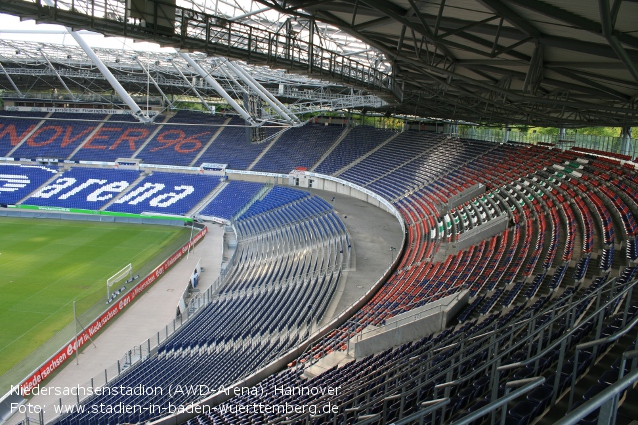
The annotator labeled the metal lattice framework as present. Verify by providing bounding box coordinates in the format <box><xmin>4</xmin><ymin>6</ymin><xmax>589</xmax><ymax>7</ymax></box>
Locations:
<box><xmin>0</xmin><ymin>0</ymin><xmax>636</xmax><ymax>126</ymax></box>
<box><xmin>266</xmin><ymin>0</ymin><xmax>638</xmax><ymax>127</ymax></box>
<box><xmin>0</xmin><ymin>38</ymin><xmax>386</xmax><ymax>124</ymax></box>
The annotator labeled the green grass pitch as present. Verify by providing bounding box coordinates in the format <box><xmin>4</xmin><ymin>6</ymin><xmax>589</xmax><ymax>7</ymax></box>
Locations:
<box><xmin>0</xmin><ymin>217</ymin><xmax>189</xmax><ymax>379</ymax></box>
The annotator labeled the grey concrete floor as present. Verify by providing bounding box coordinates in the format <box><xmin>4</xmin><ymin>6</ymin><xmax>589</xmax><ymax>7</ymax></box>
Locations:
<box><xmin>305</xmin><ymin>188</ymin><xmax>405</xmax><ymax>325</ymax></box>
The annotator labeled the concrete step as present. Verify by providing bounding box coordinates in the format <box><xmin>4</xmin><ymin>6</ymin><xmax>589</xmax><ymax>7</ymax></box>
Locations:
<box><xmin>301</xmin><ymin>350</ymin><xmax>354</xmax><ymax>380</ymax></box>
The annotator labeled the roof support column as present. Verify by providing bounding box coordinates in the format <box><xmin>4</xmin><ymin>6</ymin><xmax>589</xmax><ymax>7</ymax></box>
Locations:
<box><xmin>135</xmin><ymin>57</ymin><xmax>174</xmax><ymax>110</ymax></box>
<box><xmin>38</xmin><ymin>49</ymin><xmax>75</xmax><ymax>100</ymax></box>
<box><xmin>41</xmin><ymin>0</ymin><xmax>149</xmax><ymax>120</ymax></box>
<box><xmin>169</xmin><ymin>59</ymin><xmax>214</xmax><ymax>114</ymax></box>
<box><xmin>179</xmin><ymin>52</ymin><xmax>257</xmax><ymax>125</ymax></box>
<box><xmin>0</xmin><ymin>62</ymin><xmax>23</xmax><ymax>97</ymax></box>
<box><xmin>68</xmin><ymin>30</ymin><xmax>151</xmax><ymax>122</ymax></box>
<box><xmin>220</xmin><ymin>58</ymin><xmax>301</xmax><ymax>125</ymax></box>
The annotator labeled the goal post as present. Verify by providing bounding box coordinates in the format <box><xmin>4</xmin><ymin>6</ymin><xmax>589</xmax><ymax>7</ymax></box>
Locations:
<box><xmin>107</xmin><ymin>263</ymin><xmax>132</xmax><ymax>299</ymax></box>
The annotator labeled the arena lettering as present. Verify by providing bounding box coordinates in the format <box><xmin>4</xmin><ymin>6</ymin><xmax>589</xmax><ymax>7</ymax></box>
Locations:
<box><xmin>0</xmin><ymin>174</ymin><xmax>29</xmax><ymax>193</ymax></box>
<box><xmin>149</xmin><ymin>185</ymin><xmax>195</xmax><ymax>207</ymax></box>
<box><xmin>87</xmin><ymin>181</ymin><xmax>130</xmax><ymax>202</ymax></box>
<box><xmin>58</xmin><ymin>179</ymin><xmax>107</xmax><ymax>200</ymax></box>
<box><xmin>31</xmin><ymin>177</ymin><xmax>76</xmax><ymax>198</ymax></box>
<box><xmin>31</xmin><ymin>177</ymin><xmax>131</xmax><ymax>201</ymax></box>
<box><xmin>115</xmin><ymin>182</ymin><xmax>164</xmax><ymax>205</ymax></box>
<box><xmin>114</xmin><ymin>183</ymin><xmax>196</xmax><ymax>208</ymax></box>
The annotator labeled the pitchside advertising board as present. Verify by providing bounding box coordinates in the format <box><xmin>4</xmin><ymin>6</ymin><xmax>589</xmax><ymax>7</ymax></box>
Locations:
<box><xmin>18</xmin><ymin>226</ymin><xmax>208</xmax><ymax>395</ymax></box>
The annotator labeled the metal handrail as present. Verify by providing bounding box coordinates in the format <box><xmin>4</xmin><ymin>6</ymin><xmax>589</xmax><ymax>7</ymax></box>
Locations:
<box><xmin>566</xmin><ymin>304</ymin><xmax>638</xmax><ymax>410</ymax></box>
<box><xmin>4</xmin><ymin>0</ymin><xmax>398</xmax><ymax>96</ymax></box>
<box><xmin>305</xmin><ymin>279</ymin><xmax>614</xmax><ymax>418</ymax></box>
<box><xmin>498</xmin><ymin>277</ymin><xmax>630</xmax><ymax>372</ymax></box>
<box><xmin>449</xmin><ymin>377</ymin><xmax>545</xmax><ymax>425</ymax></box>
<box><xmin>428</xmin><ymin>278</ymin><xmax>631</xmax><ymax>411</ymax></box>
<box><xmin>576</xmin><ymin>313</ymin><xmax>638</xmax><ymax>351</ymax></box>
<box><xmin>390</xmin><ymin>398</ymin><xmax>450</xmax><ymax>425</ymax></box>
<box><xmin>554</xmin><ymin>368</ymin><xmax>638</xmax><ymax>425</ymax></box>
<box><xmin>293</xmin><ymin>298</ymin><xmax>542</xmax><ymax>422</ymax></box>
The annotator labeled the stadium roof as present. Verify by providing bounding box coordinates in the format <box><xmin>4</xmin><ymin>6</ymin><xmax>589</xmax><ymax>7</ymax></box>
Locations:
<box><xmin>270</xmin><ymin>0</ymin><xmax>638</xmax><ymax>127</ymax></box>
<box><xmin>0</xmin><ymin>0</ymin><xmax>637</xmax><ymax>127</ymax></box>
<box><xmin>0</xmin><ymin>38</ymin><xmax>385</xmax><ymax>123</ymax></box>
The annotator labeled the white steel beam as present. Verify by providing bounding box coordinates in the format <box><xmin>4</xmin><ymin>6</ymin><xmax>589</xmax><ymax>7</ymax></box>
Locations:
<box><xmin>68</xmin><ymin>31</ymin><xmax>152</xmax><ymax>122</ymax></box>
<box><xmin>37</xmin><ymin>0</ymin><xmax>150</xmax><ymax>122</ymax></box>
<box><xmin>179</xmin><ymin>51</ymin><xmax>257</xmax><ymax>125</ymax></box>
<box><xmin>39</xmin><ymin>49</ymin><xmax>75</xmax><ymax>99</ymax></box>
<box><xmin>0</xmin><ymin>62</ymin><xmax>23</xmax><ymax>97</ymax></box>
<box><xmin>135</xmin><ymin>56</ymin><xmax>174</xmax><ymax>110</ymax></box>
<box><xmin>221</xmin><ymin>58</ymin><xmax>301</xmax><ymax>125</ymax></box>
<box><xmin>170</xmin><ymin>59</ymin><xmax>214</xmax><ymax>114</ymax></box>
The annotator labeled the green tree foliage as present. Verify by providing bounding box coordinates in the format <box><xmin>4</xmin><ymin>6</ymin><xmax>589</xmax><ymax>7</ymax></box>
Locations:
<box><xmin>520</xmin><ymin>127</ymin><xmax>624</xmax><ymax>137</ymax></box>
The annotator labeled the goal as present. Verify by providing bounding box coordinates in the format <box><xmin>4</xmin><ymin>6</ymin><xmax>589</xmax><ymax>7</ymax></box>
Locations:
<box><xmin>107</xmin><ymin>263</ymin><xmax>132</xmax><ymax>299</ymax></box>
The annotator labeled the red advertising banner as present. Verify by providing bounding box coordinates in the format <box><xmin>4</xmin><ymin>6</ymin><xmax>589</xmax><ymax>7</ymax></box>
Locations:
<box><xmin>19</xmin><ymin>226</ymin><xmax>208</xmax><ymax>394</ymax></box>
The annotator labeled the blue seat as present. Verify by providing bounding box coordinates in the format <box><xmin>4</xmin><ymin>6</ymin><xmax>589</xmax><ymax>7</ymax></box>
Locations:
<box><xmin>507</xmin><ymin>400</ymin><xmax>538</xmax><ymax>425</ymax></box>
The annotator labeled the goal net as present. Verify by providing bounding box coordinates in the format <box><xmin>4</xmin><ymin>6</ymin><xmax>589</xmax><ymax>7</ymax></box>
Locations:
<box><xmin>107</xmin><ymin>263</ymin><xmax>132</xmax><ymax>298</ymax></box>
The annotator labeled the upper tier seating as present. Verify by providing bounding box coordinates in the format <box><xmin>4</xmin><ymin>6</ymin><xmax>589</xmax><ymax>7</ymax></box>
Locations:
<box><xmin>0</xmin><ymin>111</ymin><xmax>49</xmax><ymax>157</ymax></box>
<box><xmin>72</xmin><ymin>114</ymin><xmax>157</xmax><ymax>162</ymax></box>
<box><xmin>314</xmin><ymin>126</ymin><xmax>396</xmax><ymax>175</ymax></box>
<box><xmin>11</xmin><ymin>113</ymin><xmax>107</xmax><ymax>160</ymax></box>
<box><xmin>134</xmin><ymin>112</ymin><xmax>228</xmax><ymax>166</ymax></box>
<box><xmin>196</xmin><ymin>117</ymin><xmax>279</xmax><ymax>170</ymax></box>
<box><xmin>339</xmin><ymin>131</ymin><xmax>442</xmax><ymax>189</ymax></box>
<box><xmin>252</xmin><ymin>124</ymin><xmax>344</xmax><ymax>173</ymax></box>
<box><xmin>107</xmin><ymin>172</ymin><xmax>221</xmax><ymax>215</ymax></box>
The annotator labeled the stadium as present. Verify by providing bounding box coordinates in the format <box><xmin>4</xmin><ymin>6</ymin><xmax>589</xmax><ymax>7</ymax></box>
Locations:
<box><xmin>0</xmin><ymin>0</ymin><xmax>637</xmax><ymax>424</ymax></box>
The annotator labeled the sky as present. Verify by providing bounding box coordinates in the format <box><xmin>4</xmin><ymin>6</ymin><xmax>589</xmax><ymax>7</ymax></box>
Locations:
<box><xmin>0</xmin><ymin>14</ymin><xmax>172</xmax><ymax>52</ymax></box>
